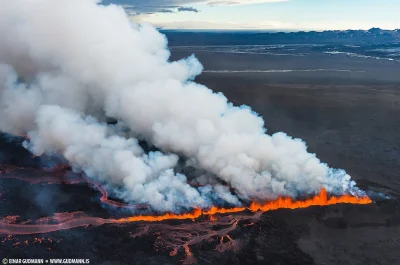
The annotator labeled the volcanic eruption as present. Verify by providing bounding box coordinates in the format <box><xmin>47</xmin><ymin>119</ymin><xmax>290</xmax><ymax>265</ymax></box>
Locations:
<box><xmin>0</xmin><ymin>0</ymin><xmax>371</xmax><ymax>234</ymax></box>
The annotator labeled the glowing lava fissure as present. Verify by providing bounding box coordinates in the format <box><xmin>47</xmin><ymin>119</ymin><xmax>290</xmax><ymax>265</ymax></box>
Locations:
<box><xmin>0</xmin><ymin>166</ymin><xmax>372</xmax><ymax>235</ymax></box>
<box><xmin>0</xmin><ymin>190</ymin><xmax>372</xmax><ymax>232</ymax></box>
<box><xmin>1</xmin><ymin>189</ymin><xmax>372</xmax><ymax>235</ymax></box>
<box><xmin>113</xmin><ymin>189</ymin><xmax>372</xmax><ymax>223</ymax></box>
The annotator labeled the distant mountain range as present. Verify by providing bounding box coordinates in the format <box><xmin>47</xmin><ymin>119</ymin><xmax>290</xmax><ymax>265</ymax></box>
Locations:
<box><xmin>161</xmin><ymin>28</ymin><xmax>400</xmax><ymax>46</ymax></box>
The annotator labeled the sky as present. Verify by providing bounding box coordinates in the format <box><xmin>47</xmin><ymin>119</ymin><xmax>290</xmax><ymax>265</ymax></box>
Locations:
<box><xmin>105</xmin><ymin>0</ymin><xmax>400</xmax><ymax>30</ymax></box>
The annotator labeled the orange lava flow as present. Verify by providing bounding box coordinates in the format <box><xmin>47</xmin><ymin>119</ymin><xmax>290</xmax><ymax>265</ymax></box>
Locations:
<box><xmin>248</xmin><ymin>188</ymin><xmax>372</xmax><ymax>212</ymax></box>
<box><xmin>113</xmin><ymin>189</ymin><xmax>372</xmax><ymax>224</ymax></box>
<box><xmin>114</xmin><ymin>208</ymin><xmax>203</xmax><ymax>223</ymax></box>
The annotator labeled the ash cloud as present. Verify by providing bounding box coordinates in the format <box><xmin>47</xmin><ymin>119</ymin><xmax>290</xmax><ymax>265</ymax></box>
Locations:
<box><xmin>0</xmin><ymin>0</ymin><xmax>364</xmax><ymax>212</ymax></box>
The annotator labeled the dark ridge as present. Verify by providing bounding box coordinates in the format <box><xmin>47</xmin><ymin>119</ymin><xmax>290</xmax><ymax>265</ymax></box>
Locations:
<box><xmin>0</xmin><ymin>133</ymin><xmax>41</xmax><ymax>168</ymax></box>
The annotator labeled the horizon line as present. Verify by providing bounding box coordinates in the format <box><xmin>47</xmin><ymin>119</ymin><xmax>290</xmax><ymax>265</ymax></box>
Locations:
<box><xmin>158</xmin><ymin>27</ymin><xmax>400</xmax><ymax>33</ymax></box>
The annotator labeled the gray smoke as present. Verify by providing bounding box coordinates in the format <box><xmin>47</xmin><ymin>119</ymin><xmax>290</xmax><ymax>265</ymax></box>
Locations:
<box><xmin>0</xmin><ymin>0</ymin><xmax>363</xmax><ymax>212</ymax></box>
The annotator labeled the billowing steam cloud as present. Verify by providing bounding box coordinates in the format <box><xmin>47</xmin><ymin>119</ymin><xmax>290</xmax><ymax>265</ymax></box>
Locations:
<box><xmin>0</xmin><ymin>0</ymin><xmax>362</xmax><ymax>212</ymax></box>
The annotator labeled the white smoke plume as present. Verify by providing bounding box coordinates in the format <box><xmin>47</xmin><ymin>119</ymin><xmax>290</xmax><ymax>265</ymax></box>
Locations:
<box><xmin>0</xmin><ymin>0</ymin><xmax>362</xmax><ymax>212</ymax></box>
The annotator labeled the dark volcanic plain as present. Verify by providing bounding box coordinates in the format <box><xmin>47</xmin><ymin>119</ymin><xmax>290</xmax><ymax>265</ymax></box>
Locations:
<box><xmin>1</xmin><ymin>38</ymin><xmax>400</xmax><ymax>265</ymax></box>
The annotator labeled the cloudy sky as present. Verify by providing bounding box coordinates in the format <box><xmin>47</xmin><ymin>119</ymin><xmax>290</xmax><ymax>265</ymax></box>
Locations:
<box><xmin>105</xmin><ymin>0</ymin><xmax>400</xmax><ymax>30</ymax></box>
